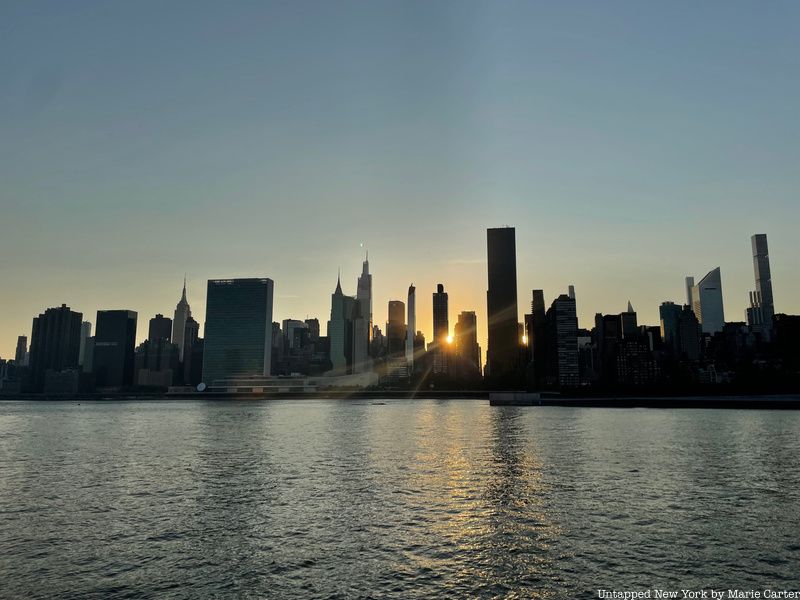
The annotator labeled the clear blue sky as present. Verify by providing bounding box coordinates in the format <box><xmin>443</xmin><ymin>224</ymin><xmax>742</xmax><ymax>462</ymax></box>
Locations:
<box><xmin>1</xmin><ymin>1</ymin><xmax>799</xmax><ymax>357</ymax></box>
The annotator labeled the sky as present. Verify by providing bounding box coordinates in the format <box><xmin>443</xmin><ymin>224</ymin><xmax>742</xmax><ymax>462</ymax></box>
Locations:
<box><xmin>1</xmin><ymin>1</ymin><xmax>799</xmax><ymax>359</ymax></box>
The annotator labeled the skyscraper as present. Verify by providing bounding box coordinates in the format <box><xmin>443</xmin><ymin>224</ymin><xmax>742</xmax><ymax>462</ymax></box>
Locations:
<box><xmin>356</xmin><ymin>253</ymin><xmax>373</xmax><ymax>349</ymax></box>
<box><xmin>454</xmin><ymin>311</ymin><xmax>481</xmax><ymax>377</ymax></box>
<box><xmin>545</xmin><ymin>294</ymin><xmax>579</xmax><ymax>387</ymax></box>
<box><xmin>202</xmin><ymin>278</ymin><xmax>274</xmax><ymax>384</ymax></box>
<box><xmin>406</xmin><ymin>284</ymin><xmax>416</xmax><ymax>368</ymax></box>
<box><xmin>690</xmin><ymin>267</ymin><xmax>725</xmax><ymax>334</ymax></box>
<box><xmin>93</xmin><ymin>310</ymin><xmax>138</xmax><ymax>388</ymax></box>
<box><xmin>748</xmin><ymin>233</ymin><xmax>775</xmax><ymax>334</ymax></box>
<box><xmin>28</xmin><ymin>304</ymin><xmax>83</xmax><ymax>392</ymax></box>
<box><xmin>677</xmin><ymin>305</ymin><xmax>701</xmax><ymax>361</ymax></box>
<box><xmin>685</xmin><ymin>276</ymin><xmax>695</xmax><ymax>306</ymax></box>
<box><xmin>328</xmin><ymin>275</ymin><xmax>359</xmax><ymax>374</ymax></box>
<box><xmin>14</xmin><ymin>335</ymin><xmax>27</xmax><ymax>365</ymax></box>
<box><xmin>659</xmin><ymin>301</ymin><xmax>683</xmax><ymax>356</ymax></box>
<box><xmin>386</xmin><ymin>300</ymin><xmax>406</xmax><ymax>355</ymax></box>
<box><xmin>432</xmin><ymin>283</ymin><xmax>449</xmax><ymax>374</ymax></box>
<box><xmin>78</xmin><ymin>321</ymin><xmax>92</xmax><ymax>368</ymax></box>
<box><xmin>182</xmin><ymin>315</ymin><xmax>200</xmax><ymax>384</ymax></box>
<box><xmin>148</xmin><ymin>314</ymin><xmax>172</xmax><ymax>343</ymax></box>
<box><xmin>172</xmin><ymin>278</ymin><xmax>191</xmax><ymax>361</ymax></box>
<box><xmin>486</xmin><ymin>227</ymin><xmax>519</xmax><ymax>377</ymax></box>
<box><xmin>526</xmin><ymin>290</ymin><xmax>547</xmax><ymax>387</ymax></box>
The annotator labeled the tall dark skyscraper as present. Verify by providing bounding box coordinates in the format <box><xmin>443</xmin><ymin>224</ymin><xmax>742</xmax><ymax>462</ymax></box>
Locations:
<box><xmin>148</xmin><ymin>314</ymin><xmax>172</xmax><ymax>344</ymax></box>
<box><xmin>28</xmin><ymin>304</ymin><xmax>83</xmax><ymax>391</ymax></box>
<box><xmin>202</xmin><ymin>278</ymin><xmax>274</xmax><ymax>384</ymax></box>
<box><xmin>748</xmin><ymin>233</ymin><xmax>775</xmax><ymax>335</ymax></box>
<box><xmin>526</xmin><ymin>290</ymin><xmax>547</xmax><ymax>387</ymax></box>
<box><xmin>545</xmin><ymin>294</ymin><xmax>579</xmax><ymax>388</ymax></box>
<box><xmin>182</xmin><ymin>316</ymin><xmax>200</xmax><ymax>384</ymax></box>
<box><xmin>454</xmin><ymin>311</ymin><xmax>481</xmax><ymax>377</ymax></box>
<box><xmin>659</xmin><ymin>301</ymin><xmax>683</xmax><ymax>356</ymax></box>
<box><xmin>386</xmin><ymin>300</ymin><xmax>406</xmax><ymax>355</ymax></box>
<box><xmin>486</xmin><ymin>227</ymin><xmax>519</xmax><ymax>377</ymax></box>
<box><xmin>432</xmin><ymin>283</ymin><xmax>449</xmax><ymax>374</ymax></box>
<box><xmin>93</xmin><ymin>310</ymin><xmax>138</xmax><ymax>388</ymax></box>
<box><xmin>432</xmin><ymin>284</ymin><xmax>449</xmax><ymax>344</ymax></box>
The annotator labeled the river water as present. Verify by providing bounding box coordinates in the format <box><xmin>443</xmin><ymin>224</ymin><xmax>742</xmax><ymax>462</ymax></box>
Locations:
<box><xmin>1</xmin><ymin>399</ymin><xmax>798</xmax><ymax>598</ymax></box>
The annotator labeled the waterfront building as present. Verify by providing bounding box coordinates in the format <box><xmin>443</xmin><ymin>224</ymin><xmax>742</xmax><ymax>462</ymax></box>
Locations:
<box><xmin>93</xmin><ymin>310</ymin><xmax>138</xmax><ymax>388</ymax></box>
<box><xmin>486</xmin><ymin>227</ymin><xmax>519</xmax><ymax>377</ymax></box>
<box><xmin>202</xmin><ymin>278</ymin><xmax>274</xmax><ymax>384</ymax></box>
<box><xmin>182</xmin><ymin>316</ymin><xmax>200</xmax><ymax>384</ymax></box>
<box><xmin>327</xmin><ymin>275</ymin><xmax>359</xmax><ymax>375</ymax></box>
<box><xmin>406</xmin><ymin>284</ymin><xmax>416</xmax><ymax>369</ymax></box>
<box><xmin>545</xmin><ymin>294</ymin><xmax>579</xmax><ymax>387</ymax></box>
<box><xmin>453</xmin><ymin>311</ymin><xmax>481</xmax><ymax>379</ymax></box>
<box><xmin>432</xmin><ymin>283</ymin><xmax>449</xmax><ymax>374</ymax></box>
<box><xmin>28</xmin><ymin>304</ymin><xmax>83</xmax><ymax>392</ymax></box>
<box><xmin>525</xmin><ymin>290</ymin><xmax>548</xmax><ymax>387</ymax></box>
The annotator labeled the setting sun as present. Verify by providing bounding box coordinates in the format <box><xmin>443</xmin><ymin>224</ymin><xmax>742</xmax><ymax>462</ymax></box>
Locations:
<box><xmin>446</xmin><ymin>335</ymin><xmax>453</xmax><ymax>344</ymax></box>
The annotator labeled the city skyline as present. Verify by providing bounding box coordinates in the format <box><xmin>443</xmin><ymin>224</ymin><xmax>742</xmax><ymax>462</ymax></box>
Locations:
<box><xmin>1</xmin><ymin>228</ymin><xmax>793</xmax><ymax>365</ymax></box>
<box><xmin>2</xmin><ymin>2</ymin><xmax>800</xmax><ymax>357</ymax></box>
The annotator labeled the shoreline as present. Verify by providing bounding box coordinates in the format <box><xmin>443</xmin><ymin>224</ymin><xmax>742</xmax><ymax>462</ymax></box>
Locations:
<box><xmin>2</xmin><ymin>391</ymin><xmax>800</xmax><ymax>408</ymax></box>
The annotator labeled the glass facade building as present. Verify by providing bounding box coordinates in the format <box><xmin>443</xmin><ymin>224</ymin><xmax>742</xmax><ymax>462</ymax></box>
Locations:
<box><xmin>202</xmin><ymin>278</ymin><xmax>274</xmax><ymax>385</ymax></box>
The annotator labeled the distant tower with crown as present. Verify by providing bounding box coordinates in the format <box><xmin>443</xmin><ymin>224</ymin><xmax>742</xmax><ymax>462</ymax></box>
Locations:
<box><xmin>172</xmin><ymin>277</ymin><xmax>192</xmax><ymax>361</ymax></box>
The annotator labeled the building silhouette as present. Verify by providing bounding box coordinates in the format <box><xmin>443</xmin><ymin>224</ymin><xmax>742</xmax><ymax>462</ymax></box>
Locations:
<box><xmin>94</xmin><ymin>310</ymin><xmax>138</xmax><ymax>388</ymax></box>
<box><xmin>356</xmin><ymin>253</ymin><xmax>373</xmax><ymax>353</ymax></box>
<box><xmin>327</xmin><ymin>275</ymin><xmax>360</xmax><ymax>375</ymax></box>
<box><xmin>350</xmin><ymin>255</ymin><xmax>373</xmax><ymax>374</ymax></box>
<box><xmin>15</xmin><ymin>335</ymin><xmax>27</xmax><ymax>366</ymax></box>
<box><xmin>432</xmin><ymin>283</ymin><xmax>449</xmax><ymax>374</ymax></box>
<box><xmin>386</xmin><ymin>300</ymin><xmax>406</xmax><ymax>355</ymax></box>
<box><xmin>28</xmin><ymin>304</ymin><xmax>83</xmax><ymax>392</ymax></box>
<box><xmin>677</xmin><ymin>305</ymin><xmax>702</xmax><ymax>361</ymax></box>
<box><xmin>202</xmin><ymin>278</ymin><xmax>274</xmax><ymax>384</ymax></box>
<box><xmin>747</xmin><ymin>234</ymin><xmax>775</xmax><ymax>337</ymax></box>
<box><xmin>545</xmin><ymin>294</ymin><xmax>579</xmax><ymax>387</ymax></box>
<box><xmin>148</xmin><ymin>314</ymin><xmax>172</xmax><ymax>344</ymax></box>
<box><xmin>525</xmin><ymin>290</ymin><xmax>548</xmax><ymax>388</ymax></box>
<box><xmin>406</xmin><ymin>284</ymin><xmax>416</xmax><ymax>369</ymax></box>
<box><xmin>690</xmin><ymin>267</ymin><xmax>725</xmax><ymax>334</ymax></box>
<box><xmin>621</xmin><ymin>301</ymin><xmax>638</xmax><ymax>339</ymax></box>
<box><xmin>78</xmin><ymin>321</ymin><xmax>92</xmax><ymax>369</ymax></box>
<box><xmin>181</xmin><ymin>315</ymin><xmax>201</xmax><ymax>384</ymax></box>
<box><xmin>486</xmin><ymin>227</ymin><xmax>519</xmax><ymax>377</ymax></box>
<box><xmin>172</xmin><ymin>278</ymin><xmax>191</xmax><ymax>361</ymax></box>
<box><xmin>453</xmin><ymin>311</ymin><xmax>481</xmax><ymax>379</ymax></box>
<box><xmin>659</xmin><ymin>301</ymin><xmax>683</xmax><ymax>356</ymax></box>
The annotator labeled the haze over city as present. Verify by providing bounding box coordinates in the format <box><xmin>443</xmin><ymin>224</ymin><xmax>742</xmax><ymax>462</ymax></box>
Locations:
<box><xmin>2</xmin><ymin>1</ymin><xmax>799</xmax><ymax>358</ymax></box>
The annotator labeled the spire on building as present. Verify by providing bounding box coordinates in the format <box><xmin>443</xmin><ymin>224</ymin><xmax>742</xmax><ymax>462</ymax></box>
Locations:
<box><xmin>627</xmin><ymin>300</ymin><xmax>635</xmax><ymax>313</ymax></box>
<box><xmin>335</xmin><ymin>271</ymin><xmax>343</xmax><ymax>295</ymax></box>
